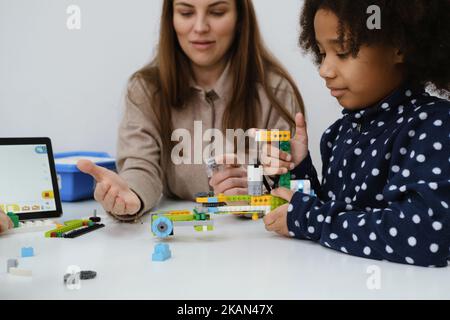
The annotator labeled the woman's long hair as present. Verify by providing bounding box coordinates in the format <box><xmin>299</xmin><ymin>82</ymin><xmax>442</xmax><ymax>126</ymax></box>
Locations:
<box><xmin>129</xmin><ymin>0</ymin><xmax>305</xmax><ymax>155</ymax></box>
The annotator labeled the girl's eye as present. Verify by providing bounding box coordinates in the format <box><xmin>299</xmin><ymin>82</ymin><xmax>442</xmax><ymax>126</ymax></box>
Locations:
<box><xmin>337</xmin><ymin>52</ymin><xmax>350</xmax><ymax>59</ymax></box>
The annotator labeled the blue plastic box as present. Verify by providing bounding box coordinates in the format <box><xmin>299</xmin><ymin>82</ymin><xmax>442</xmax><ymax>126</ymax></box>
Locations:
<box><xmin>54</xmin><ymin>152</ymin><xmax>116</xmax><ymax>202</ymax></box>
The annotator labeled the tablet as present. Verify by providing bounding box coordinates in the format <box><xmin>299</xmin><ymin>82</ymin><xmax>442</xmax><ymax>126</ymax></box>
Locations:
<box><xmin>0</xmin><ymin>138</ymin><xmax>63</xmax><ymax>220</ymax></box>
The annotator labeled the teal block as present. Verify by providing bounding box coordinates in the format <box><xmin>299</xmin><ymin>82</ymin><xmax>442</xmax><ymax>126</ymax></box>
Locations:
<box><xmin>152</xmin><ymin>243</ymin><xmax>171</xmax><ymax>262</ymax></box>
<box><xmin>21</xmin><ymin>247</ymin><xmax>34</xmax><ymax>258</ymax></box>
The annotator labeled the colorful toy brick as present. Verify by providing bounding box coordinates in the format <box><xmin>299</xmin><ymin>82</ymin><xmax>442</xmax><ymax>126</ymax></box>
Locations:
<box><xmin>7</xmin><ymin>212</ymin><xmax>19</xmax><ymax>228</ymax></box>
<box><xmin>150</xmin><ymin>211</ymin><xmax>214</xmax><ymax>238</ymax></box>
<box><xmin>152</xmin><ymin>243</ymin><xmax>172</xmax><ymax>262</ymax></box>
<box><xmin>45</xmin><ymin>219</ymin><xmax>89</xmax><ymax>238</ymax></box>
<box><xmin>7</xmin><ymin>259</ymin><xmax>18</xmax><ymax>272</ymax></box>
<box><xmin>21</xmin><ymin>247</ymin><xmax>34</xmax><ymax>258</ymax></box>
<box><xmin>3</xmin><ymin>219</ymin><xmax>57</xmax><ymax>235</ymax></box>
<box><xmin>255</xmin><ymin>130</ymin><xmax>291</xmax><ymax>142</ymax></box>
<box><xmin>9</xmin><ymin>267</ymin><xmax>32</xmax><ymax>277</ymax></box>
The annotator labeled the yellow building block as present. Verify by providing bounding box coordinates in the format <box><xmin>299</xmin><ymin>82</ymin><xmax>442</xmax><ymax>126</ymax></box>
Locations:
<box><xmin>250</xmin><ymin>195</ymin><xmax>272</xmax><ymax>206</ymax></box>
<box><xmin>255</xmin><ymin>130</ymin><xmax>291</xmax><ymax>142</ymax></box>
<box><xmin>167</xmin><ymin>210</ymin><xmax>192</xmax><ymax>216</ymax></box>
<box><xmin>196</xmin><ymin>195</ymin><xmax>228</xmax><ymax>203</ymax></box>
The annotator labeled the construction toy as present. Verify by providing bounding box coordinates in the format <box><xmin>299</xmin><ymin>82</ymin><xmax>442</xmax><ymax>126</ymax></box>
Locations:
<box><xmin>62</xmin><ymin>223</ymin><xmax>105</xmax><ymax>238</ymax></box>
<box><xmin>151</xmin><ymin>210</ymin><xmax>214</xmax><ymax>238</ymax></box>
<box><xmin>7</xmin><ymin>212</ymin><xmax>19</xmax><ymax>228</ymax></box>
<box><xmin>64</xmin><ymin>270</ymin><xmax>97</xmax><ymax>283</ymax></box>
<box><xmin>44</xmin><ymin>218</ymin><xmax>102</xmax><ymax>238</ymax></box>
<box><xmin>2</xmin><ymin>219</ymin><xmax>57</xmax><ymax>235</ymax></box>
<box><xmin>206</xmin><ymin>157</ymin><xmax>220</xmax><ymax>178</ymax></box>
<box><xmin>45</xmin><ymin>219</ymin><xmax>87</xmax><ymax>237</ymax></box>
<box><xmin>9</xmin><ymin>267</ymin><xmax>32</xmax><ymax>277</ymax></box>
<box><xmin>89</xmin><ymin>209</ymin><xmax>101</xmax><ymax>223</ymax></box>
<box><xmin>152</xmin><ymin>243</ymin><xmax>172</xmax><ymax>261</ymax></box>
<box><xmin>255</xmin><ymin>130</ymin><xmax>292</xmax><ymax>189</ymax></box>
<box><xmin>21</xmin><ymin>247</ymin><xmax>34</xmax><ymax>258</ymax></box>
<box><xmin>7</xmin><ymin>259</ymin><xmax>18</xmax><ymax>273</ymax></box>
<box><xmin>79</xmin><ymin>270</ymin><xmax>97</xmax><ymax>280</ymax></box>
<box><xmin>150</xmin><ymin>130</ymin><xmax>316</xmax><ymax>238</ymax></box>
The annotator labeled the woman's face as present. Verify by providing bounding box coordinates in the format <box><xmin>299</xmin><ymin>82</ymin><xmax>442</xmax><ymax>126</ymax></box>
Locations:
<box><xmin>314</xmin><ymin>9</ymin><xmax>404</xmax><ymax>110</ymax></box>
<box><xmin>173</xmin><ymin>0</ymin><xmax>238</xmax><ymax>70</ymax></box>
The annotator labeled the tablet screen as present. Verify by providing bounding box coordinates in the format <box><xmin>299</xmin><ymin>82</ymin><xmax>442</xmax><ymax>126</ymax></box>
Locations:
<box><xmin>0</xmin><ymin>138</ymin><xmax>62</xmax><ymax>219</ymax></box>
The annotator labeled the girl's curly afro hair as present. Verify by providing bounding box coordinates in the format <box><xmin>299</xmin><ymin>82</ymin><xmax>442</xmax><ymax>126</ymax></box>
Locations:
<box><xmin>299</xmin><ymin>0</ymin><xmax>450</xmax><ymax>95</ymax></box>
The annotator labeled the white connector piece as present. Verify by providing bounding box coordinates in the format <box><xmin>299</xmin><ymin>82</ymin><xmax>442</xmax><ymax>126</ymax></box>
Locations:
<box><xmin>3</xmin><ymin>219</ymin><xmax>57</xmax><ymax>235</ymax></box>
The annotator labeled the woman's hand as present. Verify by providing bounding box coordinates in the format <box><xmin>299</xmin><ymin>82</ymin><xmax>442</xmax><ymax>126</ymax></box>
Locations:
<box><xmin>77</xmin><ymin>160</ymin><xmax>141</xmax><ymax>216</ymax></box>
<box><xmin>209</xmin><ymin>154</ymin><xmax>248</xmax><ymax>195</ymax></box>
<box><xmin>0</xmin><ymin>209</ymin><xmax>13</xmax><ymax>234</ymax></box>
<box><xmin>263</xmin><ymin>188</ymin><xmax>295</xmax><ymax>237</ymax></box>
<box><xmin>260</xmin><ymin>113</ymin><xmax>309</xmax><ymax>176</ymax></box>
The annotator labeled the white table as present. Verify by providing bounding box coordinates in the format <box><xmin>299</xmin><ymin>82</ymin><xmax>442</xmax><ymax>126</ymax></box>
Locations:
<box><xmin>0</xmin><ymin>198</ymin><xmax>449</xmax><ymax>300</ymax></box>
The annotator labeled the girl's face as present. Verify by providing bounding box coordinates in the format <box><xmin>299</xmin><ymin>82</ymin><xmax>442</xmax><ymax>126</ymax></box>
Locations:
<box><xmin>173</xmin><ymin>0</ymin><xmax>238</xmax><ymax>70</ymax></box>
<box><xmin>314</xmin><ymin>9</ymin><xmax>405</xmax><ymax>110</ymax></box>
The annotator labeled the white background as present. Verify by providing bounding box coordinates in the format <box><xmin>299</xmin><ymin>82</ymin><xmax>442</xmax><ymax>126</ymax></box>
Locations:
<box><xmin>0</xmin><ymin>0</ymin><xmax>343</xmax><ymax>173</ymax></box>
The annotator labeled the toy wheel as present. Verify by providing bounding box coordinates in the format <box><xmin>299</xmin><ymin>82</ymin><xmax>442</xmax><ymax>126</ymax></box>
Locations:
<box><xmin>152</xmin><ymin>217</ymin><xmax>173</xmax><ymax>238</ymax></box>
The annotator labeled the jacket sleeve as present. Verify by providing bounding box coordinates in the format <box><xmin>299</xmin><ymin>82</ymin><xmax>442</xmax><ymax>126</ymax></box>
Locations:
<box><xmin>113</xmin><ymin>78</ymin><xmax>164</xmax><ymax>221</ymax></box>
<box><xmin>286</xmin><ymin>106</ymin><xmax>450</xmax><ymax>267</ymax></box>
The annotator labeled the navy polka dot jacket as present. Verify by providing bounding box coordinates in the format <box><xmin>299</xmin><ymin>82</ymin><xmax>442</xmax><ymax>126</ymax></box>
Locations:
<box><xmin>288</xmin><ymin>84</ymin><xmax>450</xmax><ymax>267</ymax></box>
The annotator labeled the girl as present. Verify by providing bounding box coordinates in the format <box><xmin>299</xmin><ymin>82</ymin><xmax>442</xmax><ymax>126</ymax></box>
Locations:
<box><xmin>77</xmin><ymin>0</ymin><xmax>304</xmax><ymax>221</ymax></box>
<box><xmin>263</xmin><ymin>0</ymin><xmax>450</xmax><ymax>267</ymax></box>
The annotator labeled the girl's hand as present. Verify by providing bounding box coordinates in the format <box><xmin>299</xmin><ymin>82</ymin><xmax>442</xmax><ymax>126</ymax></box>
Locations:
<box><xmin>260</xmin><ymin>113</ymin><xmax>309</xmax><ymax>176</ymax></box>
<box><xmin>77</xmin><ymin>160</ymin><xmax>142</xmax><ymax>216</ymax></box>
<box><xmin>263</xmin><ymin>188</ymin><xmax>295</xmax><ymax>237</ymax></box>
<box><xmin>0</xmin><ymin>210</ymin><xmax>13</xmax><ymax>234</ymax></box>
<box><xmin>209</xmin><ymin>154</ymin><xmax>248</xmax><ymax>195</ymax></box>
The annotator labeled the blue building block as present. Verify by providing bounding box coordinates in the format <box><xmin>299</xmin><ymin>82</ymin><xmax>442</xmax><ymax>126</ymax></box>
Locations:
<box><xmin>21</xmin><ymin>247</ymin><xmax>34</xmax><ymax>258</ymax></box>
<box><xmin>152</xmin><ymin>243</ymin><xmax>171</xmax><ymax>262</ymax></box>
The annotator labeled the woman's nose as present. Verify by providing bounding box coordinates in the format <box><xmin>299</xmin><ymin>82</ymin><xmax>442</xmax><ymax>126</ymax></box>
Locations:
<box><xmin>193</xmin><ymin>14</ymin><xmax>210</xmax><ymax>34</ymax></box>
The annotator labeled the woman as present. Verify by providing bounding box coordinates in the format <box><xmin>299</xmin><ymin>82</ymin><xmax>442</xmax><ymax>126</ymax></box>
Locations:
<box><xmin>78</xmin><ymin>0</ymin><xmax>305</xmax><ymax>221</ymax></box>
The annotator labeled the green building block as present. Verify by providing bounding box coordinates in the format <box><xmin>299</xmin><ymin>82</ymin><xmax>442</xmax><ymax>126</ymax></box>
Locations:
<box><xmin>280</xmin><ymin>141</ymin><xmax>291</xmax><ymax>153</ymax></box>
<box><xmin>271</xmin><ymin>196</ymin><xmax>288</xmax><ymax>210</ymax></box>
<box><xmin>278</xmin><ymin>140</ymin><xmax>291</xmax><ymax>189</ymax></box>
<box><xmin>226</xmin><ymin>195</ymin><xmax>252</xmax><ymax>202</ymax></box>
<box><xmin>7</xmin><ymin>212</ymin><xmax>20</xmax><ymax>228</ymax></box>
<box><xmin>166</xmin><ymin>214</ymin><xmax>194</xmax><ymax>222</ymax></box>
<box><xmin>279</xmin><ymin>174</ymin><xmax>291</xmax><ymax>189</ymax></box>
<box><xmin>45</xmin><ymin>220</ymin><xmax>84</xmax><ymax>238</ymax></box>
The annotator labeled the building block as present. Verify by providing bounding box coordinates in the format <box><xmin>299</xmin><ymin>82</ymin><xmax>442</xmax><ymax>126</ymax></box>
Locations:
<box><xmin>255</xmin><ymin>130</ymin><xmax>291</xmax><ymax>142</ymax></box>
<box><xmin>45</xmin><ymin>219</ymin><xmax>87</xmax><ymax>238</ymax></box>
<box><xmin>21</xmin><ymin>247</ymin><xmax>34</xmax><ymax>258</ymax></box>
<box><xmin>280</xmin><ymin>141</ymin><xmax>291</xmax><ymax>153</ymax></box>
<box><xmin>64</xmin><ymin>270</ymin><xmax>97</xmax><ymax>283</ymax></box>
<box><xmin>3</xmin><ymin>219</ymin><xmax>57</xmax><ymax>235</ymax></box>
<box><xmin>250</xmin><ymin>195</ymin><xmax>272</xmax><ymax>206</ymax></box>
<box><xmin>271</xmin><ymin>196</ymin><xmax>288</xmax><ymax>210</ymax></box>
<box><xmin>7</xmin><ymin>259</ymin><xmax>18</xmax><ymax>273</ymax></box>
<box><xmin>291</xmin><ymin>180</ymin><xmax>314</xmax><ymax>195</ymax></box>
<box><xmin>152</xmin><ymin>243</ymin><xmax>172</xmax><ymax>262</ymax></box>
<box><xmin>152</xmin><ymin>216</ymin><xmax>174</xmax><ymax>238</ymax></box>
<box><xmin>223</xmin><ymin>195</ymin><xmax>252</xmax><ymax>202</ymax></box>
<box><xmin>7</xmin><ymin>212</ymin><xmax>19</xmax><ymax>228</ymax></box>
<box><xmin>9</xmin><ymin>267</ymin><xmax>32</xmax><ymax>277</ymax></box>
